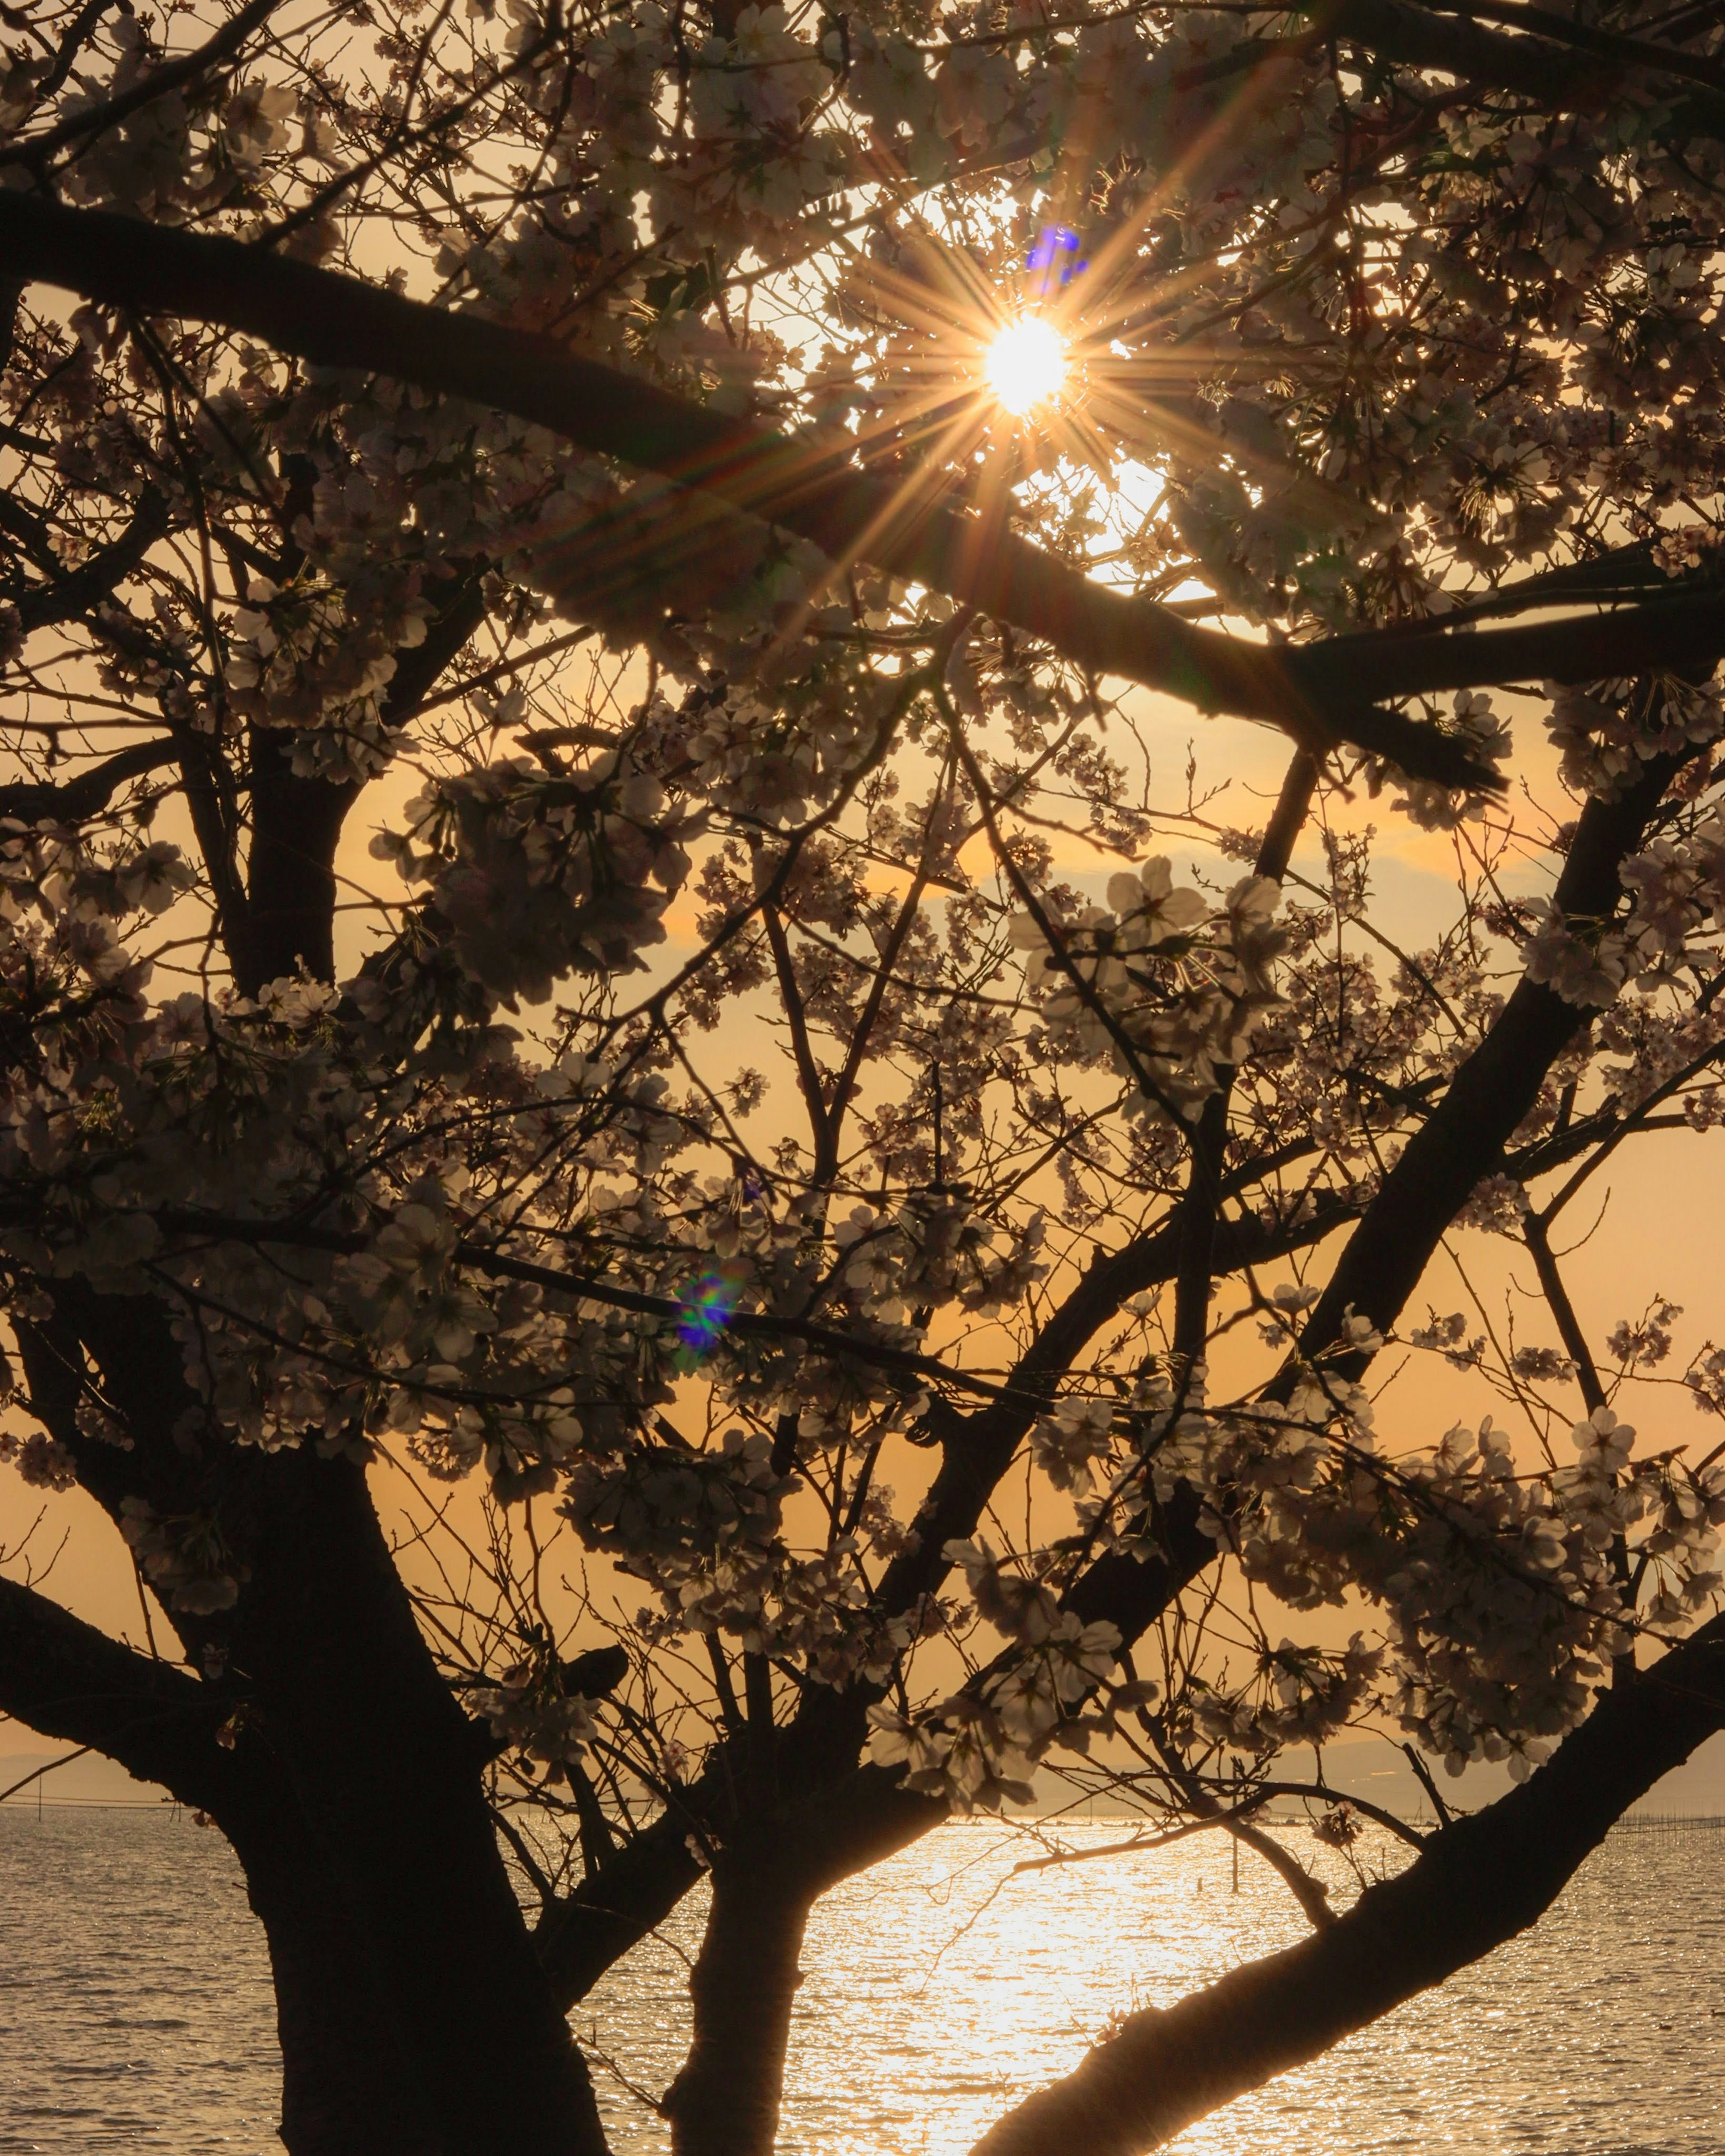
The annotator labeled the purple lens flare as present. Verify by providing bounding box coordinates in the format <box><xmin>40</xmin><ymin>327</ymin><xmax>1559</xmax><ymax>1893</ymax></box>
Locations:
<box><xmin>1026</xmin><ymin>225</ymin><xmax>1088</xmax><ymax>292</ymax></box>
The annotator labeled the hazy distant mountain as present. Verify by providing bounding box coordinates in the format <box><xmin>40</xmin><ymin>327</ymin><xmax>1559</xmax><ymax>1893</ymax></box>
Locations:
<box><xmin>1026</xmin><ymin>1729</ymin><xmax>1725</xmax><ymax>1820</ymax></box>
<box><xmin>8</xmin><ymin>1728</ymin><xmax>1724</xmax><ymax>1818</ymax></box>
<box><xmin>1318</xmin><ymin>1729</ymin><xmax>1725</xmax><ymax>1817</ymax></box>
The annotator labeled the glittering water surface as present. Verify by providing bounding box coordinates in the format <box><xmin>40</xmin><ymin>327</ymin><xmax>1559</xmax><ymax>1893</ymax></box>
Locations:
<box><xmin>0</xmin><ymin>1808</ymin><xmax>278</xmax><ymax>2152</ymax></box>
<box><xmin>3</xmin><ymin>1808</ymin><xmax>1723</xmax><ymax>2154</ymax></box>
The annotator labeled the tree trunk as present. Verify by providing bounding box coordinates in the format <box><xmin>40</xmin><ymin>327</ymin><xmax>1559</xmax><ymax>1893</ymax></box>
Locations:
<box><xmin>7</xmin><ymin>1295</ymin><xmax>610</xmax><ymax>2156</ymax></box>
<box><xmin>226</xmin><ymin>1449</ymin><xmax>610</xmax><ymax>2156</ymax></box>
<box><xmin>662</xmin><ymin>1862</ymin><xmax>812</xmax><ymax>2156</ymax></box>
<box><xmin>228</xmin><ymin>1811</ymin><xmax>446</xmax><ymax>2156</ymax></box>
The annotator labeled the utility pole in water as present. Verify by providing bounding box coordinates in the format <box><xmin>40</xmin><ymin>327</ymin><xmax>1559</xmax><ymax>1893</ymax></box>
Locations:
<box><xmin>1231</xmin><ymin>1760</ymin><xmax>1240</xmax><ymax>1895</ymax></box>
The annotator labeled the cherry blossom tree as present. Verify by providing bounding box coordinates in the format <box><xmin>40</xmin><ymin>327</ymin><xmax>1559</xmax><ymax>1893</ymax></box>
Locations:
<box><xmin>5</xmin><ymin>3</ymin><xmax>1725</xmax><ymax>2152</ymax></box>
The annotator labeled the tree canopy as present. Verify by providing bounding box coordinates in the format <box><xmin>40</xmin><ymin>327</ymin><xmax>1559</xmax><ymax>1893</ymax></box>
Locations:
<box><xmin>4</xmin><ymin>1</ymin><xmax>1725</xmax><ymax>2151</ymax></box>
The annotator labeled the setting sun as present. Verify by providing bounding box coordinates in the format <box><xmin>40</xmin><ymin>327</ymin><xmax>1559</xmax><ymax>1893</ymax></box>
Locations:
<box><xmin>985</xmin><ymin>316</ymin><xmax>1067</xmax><ymax>415</ymax></box>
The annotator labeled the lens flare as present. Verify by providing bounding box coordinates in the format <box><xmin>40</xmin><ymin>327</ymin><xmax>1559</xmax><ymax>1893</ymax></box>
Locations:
<box><xmin>674</xmin><ymin>1264</ymin><xmax>748</xmax><ymax>1360</ymax></box>
<box><xmin>985</xmin><ymin>318</ymin><xmax>1067</xmax><ymax>416</ymax></box>
<box><xmin>1026</xmin><ymin>225</ymin><xmax>1089</xmax><ymax>295</ymax></box>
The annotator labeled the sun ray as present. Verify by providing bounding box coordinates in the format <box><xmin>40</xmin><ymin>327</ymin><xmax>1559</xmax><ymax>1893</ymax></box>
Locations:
<box><xmin>757</xmin><ymin>397</ymin><xmax>1002</xmax><ymax>664</ymax></box>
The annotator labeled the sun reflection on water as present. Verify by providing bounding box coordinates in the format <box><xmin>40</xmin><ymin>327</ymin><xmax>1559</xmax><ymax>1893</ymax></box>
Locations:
<box><xmin>581</xmin><ymin>1817</ymin><xmax>1725</xmax><ymax>2156</ymax></box>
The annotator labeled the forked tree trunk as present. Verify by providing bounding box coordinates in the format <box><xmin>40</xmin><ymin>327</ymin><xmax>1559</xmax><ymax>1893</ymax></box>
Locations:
<box><xmin>226</xmin><ymin>1450</ymin><xmax>610</xmax><ymax>2156</ymax></box>
<box><xmin>6</xmin><ymin>1294</ymin><xmax>611</xmax><ymax>2156</ymax></box>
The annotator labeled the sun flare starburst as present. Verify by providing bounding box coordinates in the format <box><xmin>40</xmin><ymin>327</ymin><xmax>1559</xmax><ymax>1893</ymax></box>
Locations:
<box><xmin>985</xmin><ymin>317</ymin><xmax>1067</xmax><ymax>416</ymax></box>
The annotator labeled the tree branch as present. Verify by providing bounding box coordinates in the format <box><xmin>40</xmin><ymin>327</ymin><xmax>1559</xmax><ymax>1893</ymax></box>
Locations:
<box><xmin>660</xmin><ymin>1864</ymin><xmax>809</xmax><ymax>2156</ymax></box>
<box><xmin>1296</xmin><ymin>584</ymin><xmax>1725</xmax><ymax>704</ymax></box>
<box><xmin>1148</xmin><ymin>1736</ymin><xmax>1335</xmax><ymax>1928</ymax></box>
<box><xmin>1305</xmin><ymin>0</ymin><xmax>1725</xmax><ymax>133</ymax></box>
<box><xmin>0</xmin><ymin>736</ymin><xmax>178</xmax><ymax>824</ymax></box>
<box><xmin>761</xmin><ymin>902</ymin><xmax>836</xmax><ymax>1182</ymax></box>
<box><xmin>1420</xmin><ymin>0</ymin><xmax>1725</xmax><ymax>92</ymax></box>
<box><xmin>1172</xmin><ymin>750</ymin><xmax>1319</xmax><ymax>1370</ymax></box>
<box><xmin>969</xmin><ymin>1610</ymin><xmax>1725</xmax><ymax>2156</ymax></box>
<box><xmin>1522</xmin><ymin>1212</ymin><xmax>1607</xmax><ymax>1414</ymax></box>
<box><xmin>0</xmin><ymin>1572</ymin><xmax>239</xmax><ymax>1810</ymax></box>
<box><xmin>1</xmin><ymin>0</ymin><xmax>285</xmax><ymax>168</ymax></box>
<box><xmin>8</xmin><ymin>482</ymin><xmax>168</xmax><ymax>631</ymax></box>
<box><xmin>534</xmin><ymin>1807</ymin><xmax>708</xmax><ymax>2007</ymax></box>
<box><xmin>241</xmin><ymin>566</ymin><xmax>486</xmax><ymax>991</ymax></box>
<box><xmin>1288</xmin><ymin>747</ymin><xmax>1690</xmax><ymax>1382</ymax></box>
<box><xmin>0</xmin><ymin>192</ymin><xmax>1502</xmax><ymax>790</ymax></box>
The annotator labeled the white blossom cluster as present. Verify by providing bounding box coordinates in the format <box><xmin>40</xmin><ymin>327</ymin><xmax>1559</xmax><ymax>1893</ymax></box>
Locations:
<box><xmin>1151</xmin><ymin>1390</ymin><xmax>1725</xmax><ymax>1779</ymax></box>
<box><xmin>1011</xmin><ymin>860</ymin><xmax>1287</xmax><ymax>1123</ymax></box>
<box><xmin>867</xmin><ymin>1538</ymin><xmax>1146</xmax><ymax>1813</ymax></box>
<box><xmin>469</xmin><ymin>1670</ymin><xmax>599</xmax><ymax>1771</ymax></box>
<box><xmin>227</xmin><ymin>572</ymin><xmax>432</xmax><ymax>782</ymax></box>
<box><xmin>1522</xmin><ymin>801</ymin><xmax>1725</xmax><ymax>1009</ymax></box>
<box><xmin>1548</xmin><ymin>676</ymin><xmax>1725</xmax><ymax>802</ymax></box>
<box><xmin>371</xmin><ymin>755</ymin><xmax>700</xmax><ymax>1004</ymax></box>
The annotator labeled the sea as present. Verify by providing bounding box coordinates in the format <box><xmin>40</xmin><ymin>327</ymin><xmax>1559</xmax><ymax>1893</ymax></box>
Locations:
<box><xmin>1</xmin><ymin>1807</ymin><xmax>1722</xmax><ymax>2155</ymax></box>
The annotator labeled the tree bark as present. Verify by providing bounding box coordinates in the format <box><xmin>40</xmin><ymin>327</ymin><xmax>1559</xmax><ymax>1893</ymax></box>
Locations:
<box><xmin>241</xmin><ymin>741</ymin><xmax>360</xmax><ymax>994</ymax></box>
<box><xmin>535</xmin><ymin>1811</ymin><xmax>708</xmax><ymax>2010</ymax></box>
<box><xmin>226</xmin><ymin>1790</ymin><xmax>452</xmax><ymax>2155</ymax></box>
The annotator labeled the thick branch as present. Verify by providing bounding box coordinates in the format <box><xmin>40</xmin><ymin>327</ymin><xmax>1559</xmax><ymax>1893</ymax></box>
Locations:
<box><xmin>1291</xmin><ymin>748</ymin><xmax>1688</xmax><ymax>1377</ymax></box>
<box><xmin>236</xmin><ymin>1450</ymin><xmax>611</xmax><ymax>2156</ymax></box>
<box><xmin>1296</xmin><ymin>585</ymin><xmax>1725</xmax><ymax>704</ymax></box>
<box><xmin>240</xmin><ymin>568</ymin><xmax>486</xmax><ymax>991</ymax></box>
<box><xmin>19</xmin><ymin>1282</ymin><xmax>609</xmax><ymax>2156</ymax></box>
<box><xmin>534</xmin><ymin>1807</ymin><xmax>706</xmax><ymax>2008</ymax></box>
<box><xmin>1430</xmin><ymin>0</ymin><xmax>1725</xmax><ymax>93</ymax></box>
<box><xmin>1522</xmin><ymin>1212</ymin><xmax>1607</xmax><ymax>1414</ymax></box>
<box><xmin>663</xmin><ymin>1752</ymin><xmax>961</xmax><ymax>2156</ymax></box>
<box><xmin>0</xmin><ymin>736</ymin><xmax>177</xmax><ymax>824</ymax></box>
<box><xmin>0</xmin><ymin>1581</ymin><xmax>452</xmax><ymax>2155</ymax></box>
<box><xmin>969</xmin><ymin>1611</ymin><xmax>1725</xmax><ymax>2156</ymax></box>
<box><xmin>661</xmin><ymin>1865</ymin><xmax>809</xmax><ymax>2156</ymax></box>
<box><xmin>0</xmin><ymin>193</ymin><xmax>1497</xmax><ymax>789</ymax></box>
<box><xmin>1330</xmin><ymin>0</ymin><xmax>1623</xmax><ymax>99</ymax></box>
<box><xmin>7</xmin><ymin>482</ymin><xmax>168</xmax><ymax>631</ymax></box>
<box><xmin>1321</xmin><ymin>0</ymin><xmax>1725</xmax><ymax>133</ymax></box>
<box><xmin>0</xmin><ymin>1572</ymin><xmax>239</xmax><ymax>1809</ymax></box>
<box><xmin>864</xmin><ymin>1184</ymin><xmax>1365</xmax><ymax>1635</ymax></box>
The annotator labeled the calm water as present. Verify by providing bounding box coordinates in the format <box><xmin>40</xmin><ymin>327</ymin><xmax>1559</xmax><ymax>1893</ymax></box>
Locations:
<box><xmin>2</xmin><ymin>1807</ymin><xmax>1722</xmax><ymax>2154</ymax></box>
